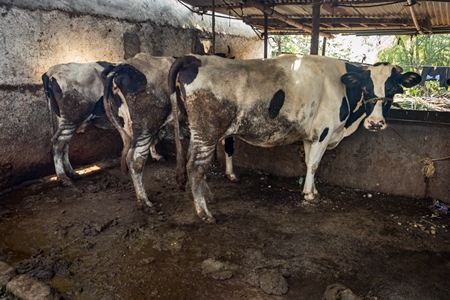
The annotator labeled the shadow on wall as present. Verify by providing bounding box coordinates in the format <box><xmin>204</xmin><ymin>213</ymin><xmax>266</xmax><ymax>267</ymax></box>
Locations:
<box><xmin>124</xmin><ymin>32</ymin><xmax>141</xmax><ymax>59</ymax></box>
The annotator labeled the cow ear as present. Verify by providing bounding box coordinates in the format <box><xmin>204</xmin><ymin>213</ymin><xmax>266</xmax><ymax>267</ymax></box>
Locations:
<box><xmin>394</xmin><ymin>65</ymin><xmax>404</xmax><ymax>73</ymax></box>
<box><xmin>400</xmin><ymin>72</ymin><xmax>422</xmax><ymax>88</ymax></box>
<box><xmin>341</xmin><ymin>72</ymin><xmax>361</xmax><ymax>87</ymax></box>
<box><xmin>447</xmin><ymin>78</ymin><xmax>450</xmax><ymax>85</ymax></box>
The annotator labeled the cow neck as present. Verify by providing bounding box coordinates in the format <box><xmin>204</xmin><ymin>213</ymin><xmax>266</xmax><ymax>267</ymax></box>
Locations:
<box><xmin>344</xmin><ymin>63</ymin><xmax>367</xmax><ymax>128</ymax></box>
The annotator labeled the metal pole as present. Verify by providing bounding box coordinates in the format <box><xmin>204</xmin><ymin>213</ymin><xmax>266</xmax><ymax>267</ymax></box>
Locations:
<box><xmin>212</xmin><ymin>0</ymin><xmax>216</xmax><ymax>54</ymax></box>
<box><xmin>321</xmin><ymin>37</ymin><xmax>327</xmax><ymax>56</ymax></box>
<box><xmin>264</xmin><ymin>13</ymin><xmax>268</xmax><ymax>58</ymax></box>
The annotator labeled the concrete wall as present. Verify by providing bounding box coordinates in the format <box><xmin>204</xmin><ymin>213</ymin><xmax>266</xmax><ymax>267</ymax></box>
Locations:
<box><xmin>0</xmin><ymin>0</ymin><xmax>264</xmax><ymax>189</ymax></box>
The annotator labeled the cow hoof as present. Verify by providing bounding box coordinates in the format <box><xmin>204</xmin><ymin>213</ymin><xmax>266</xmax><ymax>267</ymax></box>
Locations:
<box><xmin>137</xmin><ymin>203</ymin><xmax>155</xmax><ymax>214</ymax></box>
<box><xmin>70</xmin><ymin>174</ymin><xmax>81</xmax><ymax>181</ymax></box>
<box><xmin>204</xmin><ymin>216</ymin><xmax>217</xmax><ymax>223</ymax></box>
<box><xmin>226</xmin><ymin>173</ymin><xmax>239</xmax><ymax>182</ymax></box>
<box><xmin>198</xmin><ymin>212</ymin><xmax>216</xmax><ymax>223</ymax></box>
<box><xmin>137</xmin><ymin>198</ymin><xmax>154</xmax><ymax>207</ymax></box>
<box><xmin>60</xmin><ymin>178</ymin><xmax>75</xmax><ymax>187</ymax></box>
<box><xmin>302</xmin><ymin>193</ymin><xmax>321</xmax><ymax>205</ymax></box>
<box><xmin>153</xmin><ymin>156</ymin><xmax>166</xmax><ymax>162</ymax></box>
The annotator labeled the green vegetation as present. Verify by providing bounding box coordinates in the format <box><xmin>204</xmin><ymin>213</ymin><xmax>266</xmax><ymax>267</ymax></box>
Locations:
<box><xmin>378</xmin><ymin>34</ymin><xmax>450</xmax><ymax>98</ymax></box>
<box><xmin>377</xmin><ymin>35</ymin><xmax>450</xmax><ymax>72</ymax></box>
<box><xmin>269</xmin><ymin>34</ymin><xmax>377</xmax><ymax>62</ymax></box>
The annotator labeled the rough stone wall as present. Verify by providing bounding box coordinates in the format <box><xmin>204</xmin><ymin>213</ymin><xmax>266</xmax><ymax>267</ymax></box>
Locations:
<box><xmin>0</xmin><ymin>1</ymin><xmax>264</xmax><ymax>189</ymax></box>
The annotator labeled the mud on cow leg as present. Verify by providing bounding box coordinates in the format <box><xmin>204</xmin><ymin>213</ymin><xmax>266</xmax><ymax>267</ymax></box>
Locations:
<box><xmin>52</xmin><ymin>126</ymin><xmax>79</xmax><ymax>186</ymax></box>
<box><xmin>126</xmin><ymin>142</ymin><xmax>154</xmax><ymax>210</ymax></box>
<box><xmin>187</xmin><ymin>152</ymin><xmax>216</xmax><ymax>223</ymax></box>
<box><xmin>62</xmin><ymin>142</ymin><xmax>81</xmax><ymax>181</ymax></box>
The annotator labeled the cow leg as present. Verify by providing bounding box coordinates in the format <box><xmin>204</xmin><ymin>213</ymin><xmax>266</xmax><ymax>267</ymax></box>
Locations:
<box><xmin>223</xmin><ymin>137</ymin><xmax>238</xmax><ymax>182</ymax></box>
<box><xmin>149</xmin><ymin>139</ymin><xmax>165</xmax><ymax>162</ymax></box>
<box><xmin>302</xmin><ymin>141</ymin><xmax>323</xmax><ymax>203</ymax></box>
<box><xmin>187</xmin><ymin>143</ymin><xmax>216</xmax><ymax>223</ymax></box>
<box><xmin>127</xmin><ymin>133</ymin><xmax>153</xmax><ymax>208</ymax></box>
<box><xmin>52</xmin><ymin>122</ymin><xmax>79</xmax><ymax>185</ymax></box>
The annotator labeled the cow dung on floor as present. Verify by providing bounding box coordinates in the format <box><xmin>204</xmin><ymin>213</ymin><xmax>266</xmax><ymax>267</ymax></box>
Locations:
<box><xmin>0</xmin><ymin>157</ymin><xmax>449</xmax><ymax>300</ymax></box>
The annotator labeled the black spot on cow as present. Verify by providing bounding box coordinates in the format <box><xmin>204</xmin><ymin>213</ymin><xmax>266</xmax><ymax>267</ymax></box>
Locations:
<box><xmin>345</xmin><ymin>62</ymin><xmax>362</xmax><ymax>73</ymax></box>
<box><xmin>104</xmin><ymin>64</ymin><xmax>147</xmax><ymax>109</ymax></box>
<box><xmin>96</xmin><ymin>61</ymin><xmax>114</xmax><ymax>69</ymax></box>
<box><xmin>92</xmin><ymin>97</ymin><xmax>106</xmax><ymax>116</ymax></box>
<box><xmin>268</xmin><ymin>89</ymin><xmax>285</xmax><ymax>119</ymax></box>
<box><xmin>42</xmin><ymin>73</ymin><xmax>61</xmax><ymax>117</ymax></box>
<box><xmin>177</xmin><ymin>56</ymin><xmax>202</xmax><ymax>86</ymax></box>
<box><xmin>339</xmin><ymin>96</ymin><xmax>349</xmax><ymax>122</ymax></box>
<box><xmin>319</xmin><ymin>127</ymin><xmax>329</xmax><ymax>142</ymax></box>
<box><xmin>113</xmin><ymin>64</ymin><xmax>147</xmax><ymax>95</ymax></box>
<box><xmin>49</xmin><ymin>78</ymin><xmax>63</xmax><ymax>117</ymax></box>
<box><xmin>373</xmin><ymin>62</ymin><xmax>390</xmax><ymax>67</ymax></box>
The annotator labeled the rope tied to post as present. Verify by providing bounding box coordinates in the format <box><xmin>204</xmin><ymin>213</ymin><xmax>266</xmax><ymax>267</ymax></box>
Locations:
<box><xmin>418</xmin><ymin>157</ymin><xmax>435</xmax><ymax>178</ymax></box>
<box><xmin>418</xmin><ymin>156</ymin><xmax>450</xmax><ymax>178</ymax></box>
<box><xmin>389</xmin><ymin>126</ymin><xmax>450</xmax><ymax>179</ymax></box>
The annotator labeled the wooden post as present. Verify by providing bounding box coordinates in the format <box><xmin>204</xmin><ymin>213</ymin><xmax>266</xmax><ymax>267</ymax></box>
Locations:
<box><xmin>310</xmin><ymin>0</ymin><xmax>321</xmax><ymax>55</ymax></box>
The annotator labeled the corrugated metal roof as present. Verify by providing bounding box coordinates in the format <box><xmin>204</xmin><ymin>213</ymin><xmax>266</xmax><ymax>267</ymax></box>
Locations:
<box><xmin>180</xmin><ymin>0</ymin><xmax>450</xmax><ymax>36</ymax></box>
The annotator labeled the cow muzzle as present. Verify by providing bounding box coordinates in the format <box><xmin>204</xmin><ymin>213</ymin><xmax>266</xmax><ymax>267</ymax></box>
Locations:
<box><xmin>363</xmin><ymin>98</ymin><xmax>389</xmax><ymax>132</ymax></box>
<box><xmin>365</xmin><ymin>119</ymin><xmax>386</xmax><ymax>132</ymax></box>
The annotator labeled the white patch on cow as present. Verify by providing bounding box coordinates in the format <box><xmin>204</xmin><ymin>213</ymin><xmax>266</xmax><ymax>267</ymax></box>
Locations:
<box><xmin>368</xmin><ymin>64</ymin><xmax>392</xmax><ymax>97</ymax></box>
<box><xmin>292</xmin><ymin>58</ymin><xmax>302</xmax><ymax>71</ymax></box>
<box><xmin>364</xmin><ymin>100</ymin><xmax>387</xmax><ymax>131</ymax></box>
<box><xmin>50</xmin><ymin>63</ymin><xmax>105</xmax><ymax>101</ymax></box>
<box><xmin>113</xmin><ymin>82</ymin><xmax>133</xmax><ymax>138</ymax></box>
<box><xmin>150</xmin><ymin>143</ymin><xmax>164</xmax><ymax>161</ymax></box>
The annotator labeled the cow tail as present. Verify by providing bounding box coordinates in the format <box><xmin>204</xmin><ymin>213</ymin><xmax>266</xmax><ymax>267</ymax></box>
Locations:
<box><xmin>168</xmin><ymin>58</ymin><xmax>188</xmax><ymax>191</ymax></box>
<box><xmin>103</xmin><ymin>70</ymin><xmax>132</xmax><ymax>175</ymax></box>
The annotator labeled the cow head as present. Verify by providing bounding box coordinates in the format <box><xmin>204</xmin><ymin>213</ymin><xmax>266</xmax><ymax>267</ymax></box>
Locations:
<box><xmin>341</xmin><ymin>63</ymin><xmax>421</xmax><ymax>131</ymax></box>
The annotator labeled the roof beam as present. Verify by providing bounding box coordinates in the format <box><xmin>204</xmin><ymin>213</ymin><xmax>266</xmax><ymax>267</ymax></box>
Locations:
<box><xmin>245</xmin><ymin>0</ymin><xmax>332</xmax><ymax>38</ymax></box>
<box><xmin>245</xmin><ymin>17</ymin><xmax>414</xmax><ymax>26</ymax></box>
<box><xmin>407</xmin><ymin>0</ymin><xmax>425</xmax><ymax>34</ymax></box>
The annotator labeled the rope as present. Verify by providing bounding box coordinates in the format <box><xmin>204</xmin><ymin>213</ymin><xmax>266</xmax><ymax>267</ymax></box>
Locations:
<box><xmin>388</xmin><ymin>126</ymin><xmax>450</xmax><ymax>178</ymax></box>
<box><xmin>418</xmin><ymin>157</ymin><xmax>435</xmax><ymax>178</ymax></box>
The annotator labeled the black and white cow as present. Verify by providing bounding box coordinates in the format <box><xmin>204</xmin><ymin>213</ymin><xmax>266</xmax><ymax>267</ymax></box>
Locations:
<box><xmin>103</xmin><ymin>53</ymin><xmax>239</xmax><ymax>209</ymax></box>
<box><xmin>42</xmin><ymin>61</ymin><xmax>166</xmax><ymax>186</ymax></box>
<box><xmin>42</xmin><ymin>62</ymin><xmax>114</xmax><ymax>185</ymax></box>
<box><xmin>103</xmin><ymin>54</ymin><xmax>178</xmax><ymax>208</ymax></box>
<box><xmin>168</xmin><ymin>54</ymin><xmax>421</xmax><ymax>222</ymax></box>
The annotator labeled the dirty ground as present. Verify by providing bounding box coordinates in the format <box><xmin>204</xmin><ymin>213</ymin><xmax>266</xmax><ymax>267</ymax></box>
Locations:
<box><xmin>0</xmin><ymin>157</ymin><xmax>449</xmax><ymax>300</ymax></box>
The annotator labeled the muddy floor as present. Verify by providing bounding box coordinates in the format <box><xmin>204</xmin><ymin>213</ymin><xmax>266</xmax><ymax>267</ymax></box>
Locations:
<box><xmin>1</xmin><ymin>157</ymin><xmax>449</xmax><ymax>300</ymax></box>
